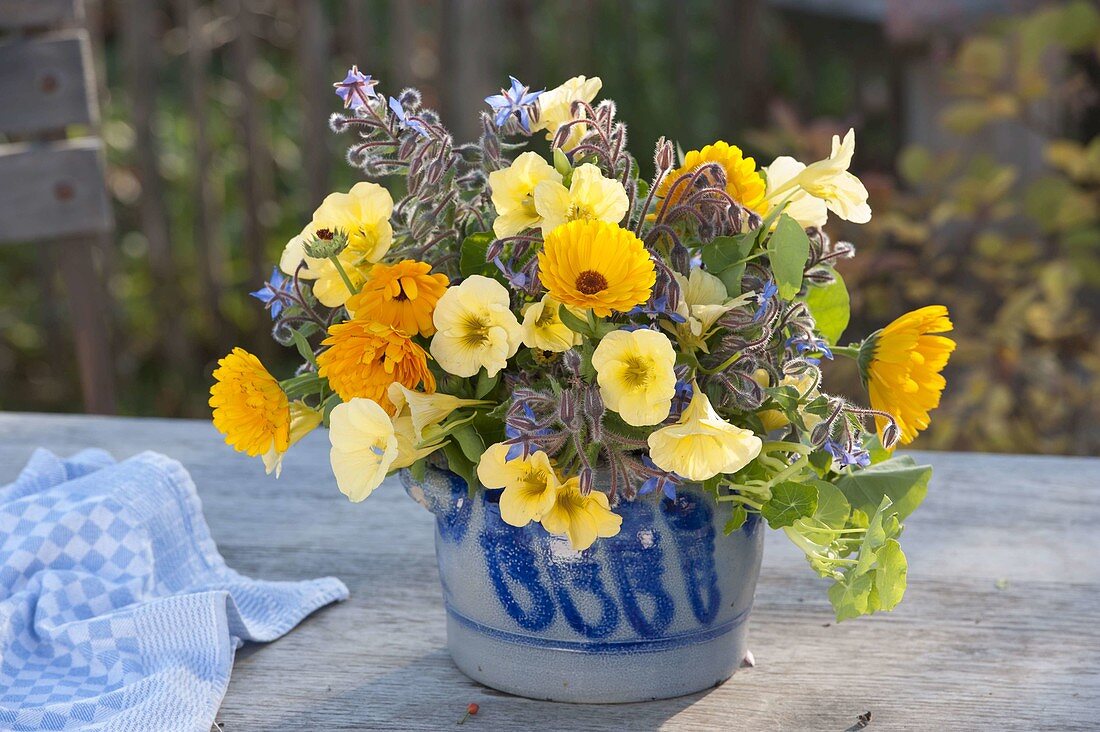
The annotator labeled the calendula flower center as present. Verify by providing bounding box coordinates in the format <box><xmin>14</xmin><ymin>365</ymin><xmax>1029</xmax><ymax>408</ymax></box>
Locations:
<box><xmin>575</xmin><ymin>270</ymin><xmax>609</xmax><ymax>295</ymax></box>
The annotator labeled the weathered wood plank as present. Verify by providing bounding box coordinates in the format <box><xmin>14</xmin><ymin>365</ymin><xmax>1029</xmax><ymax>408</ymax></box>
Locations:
<box><xmin>55</xmin><ymin>237</ymin><xmax>116</xmax><ymax>413</ymax></box>
<box><xmin>0</xmin><ymin>139</ymin><xmax>112</xmax><ymax>242</ymax></box>
<box><xmin>0</xmin><ymin>0</ymin><xmax>78</xmax><ymax>30</ymax></box>
<box><xmin>0</xmin><ymin>413</ymin><xmax>1097</xmax><ymax>730</ymax></box>
<box><xmin>0</xmin><ymin>32</ymin><xmax>96</xmax><ymax>135</ymax></box>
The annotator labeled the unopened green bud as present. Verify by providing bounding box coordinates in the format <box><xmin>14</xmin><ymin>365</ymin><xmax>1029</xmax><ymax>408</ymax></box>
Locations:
<box><xmin>304</xmin><ymin>228</ymin><xmax>348</xmax><ymax>259</ymax></box>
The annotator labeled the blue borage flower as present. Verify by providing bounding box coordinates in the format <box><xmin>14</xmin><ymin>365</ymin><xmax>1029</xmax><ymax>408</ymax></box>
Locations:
<box><xmin>754</xmin><ymin>280</ymin><xmax>779</xmax><ymax>321</ymax></box>
<box><xmin>492</xmin><ymin>256</ymin><xmax>528</xmax><ymax>289</ymax></box>
<box><xmin>669</xmin><ymin>380</ymin><xmax>694</xmax><ymax>420</ymax></box>
<box><xmin>504</xmin><ymin>403</ymin><xmax>550</xmax><ymax>460</ymax></box>
<box><xmin>824</xmin><ymin>438</ymin><xmax>871</xmax><ymax>468</ymax></box>
<box><xmin>250</xmin><ymin>266</ymin><xmax>293</xmax><ymax>319</ymax></box>
<box><xmin>333</xmin><ymin>65</ymin><xmax>378</xmax><ymax>110</ymax></box>
<box><xmin>787</xmin><ymin>334</ymin><xmax>834</xmax><ymax>365</ymax></box>
<box><xmin>485</xmin><ymin>76</ymin><xmax>542</xmax><ymax>132</ymax></box>
<box><xmin>638</xmin><ymin>456</ymin><xmax>681</xmax><ymax>501</ymax></box>
<box><xmin>388</xmin><ymin>96</ymin><xmax>429</xmax><ymax>137</ymax></box>
<box><xmin>628</xmin><ymin>295</ymin><xmax>687</xmax><ymax>324</ymax></box>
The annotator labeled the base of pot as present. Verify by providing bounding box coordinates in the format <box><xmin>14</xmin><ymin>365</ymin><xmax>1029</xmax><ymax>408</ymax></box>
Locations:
<box><xmin>444</xmin><ymin>606</ymin><xmax>751</xmax><ymax>703</ymax></box>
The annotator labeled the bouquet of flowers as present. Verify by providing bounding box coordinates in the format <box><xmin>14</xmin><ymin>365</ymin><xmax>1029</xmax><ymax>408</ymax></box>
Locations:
<box><xmin>210</xmin><ymin>68</ymin><xmax>955</xmax><ymax>621</ymax></box>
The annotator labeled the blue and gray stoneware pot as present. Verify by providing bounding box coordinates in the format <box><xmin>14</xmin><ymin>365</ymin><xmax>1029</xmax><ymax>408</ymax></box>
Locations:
<box><xmin>401</xmin><ymin>464</ymin><xmax>765</xmax><ymax>703</ymax></box>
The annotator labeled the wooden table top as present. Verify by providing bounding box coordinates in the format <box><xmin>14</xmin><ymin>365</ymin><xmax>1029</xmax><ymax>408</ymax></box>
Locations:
<box><xmin>1</xmin><ymin>412</ymin><xmax>1097</xmax><ymax>730</ymax></box>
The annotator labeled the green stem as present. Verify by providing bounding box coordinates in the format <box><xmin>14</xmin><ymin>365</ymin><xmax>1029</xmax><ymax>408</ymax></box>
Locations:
<box><xmin>700</xmin><ymin>351</ymin><xmax>742</xmax><ymax>375</ymax></box>
<box><xmin>329</xmin><ymin>255</ymin><xmax>359</xmax><ymax>296</ymax></box>
<box><xmin>831</xmin><ymin>345</ymin><xmax>861</xmax><ymax>359</ymax></box>
<box><xmin>716</xmin><ymin>494</ymin><xmax>763</xmax><ymax>510</ymax></box>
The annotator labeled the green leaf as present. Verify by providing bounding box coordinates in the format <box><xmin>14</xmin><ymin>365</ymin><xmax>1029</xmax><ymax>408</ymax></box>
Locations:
<box><xmin>836</xmin><ymin>455</ymin><xmax>931</xmax><ymax>521</ymax></box>
<box><xmin>701</xmin><ymin>234</ymin><xmax>754</xmax><ymax>296</ymax></box>
<box><xmin>558</xmin><ymin>304</ymin><xmax>592</xmax><ymax>336</ymax></box>
<box><xmin>801</xmin><ymin>270</ymin><xmax>850</xmax><ymax>344</ymax></box>
<box><xmin>459</xmin><ymin>232</ymin><xmax>495</xmax><ymax>277</ymax></box>
<box><xmin>450</xmin><ymin>423</ymin><xmax>485</xmax><ymax>465</ymax></box>
<box><xmin>724</xmin><ymin>505</ymin><xmax>748</xmax><ymax>534</ymax></box>
<box><xmin>409</xmin><ymin>458</ymin><xmax>427</xmax><ymax>482</ymax></box>
<box><xmin>442</xmin><ymin>442</ymin><xmax>478</xmax><ymax>496</ymax></box>
<box><xmin>872</xmin><ymin>539</ymin><xmax>908</xmax><ymax>611</ymax></box>
<box><xmin>828</xmin><ymin>572</ymin><xmax>874</xmax><ymax>622</ymax></box>
<box><xmin>767</xmin><ymin>214</ymin><xmax>811</xmax><ymax>300</ymax></box>
<box><xmin>761</xmin><ymin>481</ymin><xmax>819</xmax><ymax>529</ymax></box>
<box><xmin>474</xmin><ymin>371</ymin><xmax>499</xmax><ymax>399</ymax></box>
<box><xmin>290</xmin><ymin>329</ymin><xmax>318</xmax><ymax>368</ymax></box>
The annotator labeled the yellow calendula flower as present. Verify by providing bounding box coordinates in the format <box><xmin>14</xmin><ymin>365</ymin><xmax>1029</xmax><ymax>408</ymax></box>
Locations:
<box><xmin>591</xmin><ymin>329</ymin><xmax>677</xmax><ymax>427</ymax></box>
<box><xmin>317</xmin><ymin>320</ymin><xmax>435</xmax><ymax>411</ymax></box>
<box><xmin>489</xmin><ymin>152</ymin><xmax>562</xmax><ymax>238</ymax></box>
<box><xmin>656</xmin><ymin>141</ymin><xmax>767</xmax><ymax>215</ymax></box>
<box><xmin>768</xmin><ymin>128</ymin><xmax>871</xmax><ymax>224</ymax></box>
<box><xmin>261</xmin><ymin>401</ymin><xmax>323</xmax><ymax>478</ymax></box>
<box><xmin>387</xmin><ymin>383</ymin><xmax>488</xmax><ymax>441</ymax></box>
<box><xmin>540</xmin><ymin>478</ymin><xmax>622</xmax><ymax>551</ymax></box>
<box><xmin>209</xmin><ymin>347</ymin><xmax>290</xmax><ymax>459</ymax></box>
<box><xmin>346</xmin><ymin>260</ymin><xmax>449</xmax><ymax>337</ymax></box>
<box><xmin>328</xmin><ymin>398</ymin><xmax>398</xmax><ymax>502</ymax></box>
<box><xmin>862</xmin><ymin>306</ymin><xmax>955</xmax><ymax>445</ymax></box>
<box><xmin>533</xmin><ymin>163</ymin><xmax>629</xmax><ymax>235</ymax></box>
<box><xmin>477</xmin><ymin>443</ymin><xmax>561</xmax><ymax>527</ymax></box>
<box><xmin>538</xmin><ymin>220</ymin><xmax>656</xmax><ymax>317</ymax></box>
<box><xmin>521</xmin><ymin>295</ymin><xmax>581</xmax><ymax>353</ymax></box>
<box><xmin>648</xmin><ymin>387</ymin><xmax>763</xmax><ymax>481</ymax></box>
<box><xmin>532</xmin><ymin>75</ymin><xmax>602</xmax><ymax>150</ymax></box>
<box><xmin>430</xmin><ymin>275</ymin><xmax>524</xmax><ymax>378</ymax></box>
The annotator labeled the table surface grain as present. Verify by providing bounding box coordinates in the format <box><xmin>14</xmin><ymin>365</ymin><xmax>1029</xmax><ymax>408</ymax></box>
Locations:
<box><xmin>1</xmin><ymin>412</ymin><xmax>1098</xmax><ymax>731</ymax></box>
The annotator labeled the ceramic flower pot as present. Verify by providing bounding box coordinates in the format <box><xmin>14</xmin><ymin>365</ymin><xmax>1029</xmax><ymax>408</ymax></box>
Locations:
<box><xmin>400</xmin><ymin>464</ymin><xmax>765</xmax><ymax>703</ymax></box>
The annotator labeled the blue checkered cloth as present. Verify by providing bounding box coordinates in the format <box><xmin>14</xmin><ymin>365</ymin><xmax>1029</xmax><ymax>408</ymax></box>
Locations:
<box><xmin>0</xmin><ymin>449</ymin><xmax>349</xmax><ymax>731</ymax></box>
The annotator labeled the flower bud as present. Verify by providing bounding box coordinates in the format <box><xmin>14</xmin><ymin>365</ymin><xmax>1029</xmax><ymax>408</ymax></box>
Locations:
<box><xmin>654</xmin><ymin>136</ymin><xmax>676</xmax><ymax>173</ymax></box>
<box><xmin>303</xmin><ymin>228</ymin><xmax>348</xmax><ymax>259</ymax></box>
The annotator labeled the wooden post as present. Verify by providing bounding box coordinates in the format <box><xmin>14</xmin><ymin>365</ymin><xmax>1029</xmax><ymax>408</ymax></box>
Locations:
<box><xmin>441</xmin><ymin>0</ymin><xmax>497</xmax><ymax>141</ymax></box>
<box><xmin>118</xmin><ymin>0</ymin><xmax>196</xmax><ymax>375</ymax></box>
<box><xmin>296</xmin><ymin>0</ymin><xmax>332</xmax><ymax>210</ymax></box>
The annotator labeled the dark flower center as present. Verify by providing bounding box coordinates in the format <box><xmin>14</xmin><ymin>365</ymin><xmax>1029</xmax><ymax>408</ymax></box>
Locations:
<box><xmin>394</xmin><ymin>280</ymin><xmax>409</xmax><ymax>302</ymax></box>
<box><xmin>575</xmin><ymin>270</ymin><xmax>609</xmax><ymax>295</ymax></box>
<box><xmin>315</xmin><ymin>228</ymin><xmax>334</xmax><ymax>240</ymax></box>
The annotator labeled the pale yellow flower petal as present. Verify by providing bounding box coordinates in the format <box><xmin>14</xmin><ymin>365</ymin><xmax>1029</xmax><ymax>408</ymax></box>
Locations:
<box><xmin>489</xmin><ymin>152</ymin><xmax>562</xmax><ymax>238</ymax></box>
<box><xmin>262</xmin><ymin>401</ymin><xmax>323</xmax><ymax>478</ymax></box>
<box><xmin>647</xmin><ymin>389</ymin><xmax>762</xmax><ymax>481</ymax></box>
<box><xmin>430</xmin><ymin>276</ymin><xmax>523</xmax><ymax>378</ymax></box>
<box><xmin>329</xmin><ymin>398</ymin><xmax>399</xmax><ymax>502</ymax></box>
<box><xmin>521</xmin><ymin>295</ymin><xmax>581</xmax><ymax>352</ymax></box>
<box><xmin>591</xmin><ymin>329</ymin><xmax>676</xmax><ymax>427</ymax></box>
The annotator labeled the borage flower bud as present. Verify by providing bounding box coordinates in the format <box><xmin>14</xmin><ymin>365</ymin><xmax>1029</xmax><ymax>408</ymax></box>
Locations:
<box><xmin>654</xmin><ymin>136</ymin><xmax>676</xmax><ymax>173</ymax></box>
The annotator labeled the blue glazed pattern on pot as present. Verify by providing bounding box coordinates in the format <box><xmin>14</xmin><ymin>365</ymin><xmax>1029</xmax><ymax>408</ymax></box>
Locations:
<box><xmin>401</xmin><ymin>465</ymin><xmax>765</xmax><ymax>703</ymax></box>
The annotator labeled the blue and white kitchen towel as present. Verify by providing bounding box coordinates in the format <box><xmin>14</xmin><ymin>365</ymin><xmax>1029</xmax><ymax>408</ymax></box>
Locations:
<box><xmin>0</xmin><ymin>448</ymin><xmax>349</xmax><ymax>731</ymax></box>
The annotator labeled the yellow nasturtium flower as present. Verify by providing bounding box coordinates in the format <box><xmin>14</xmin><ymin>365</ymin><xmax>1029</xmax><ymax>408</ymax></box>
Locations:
<box><xmin>328</xmin><ymin>398</ymin><xmax>398</xmax><ymax>502</ymax></box>
<box><xmin>647</xmin><ymin>387</ymin><xmax>762</xmax><ymax>481</ymax></box>
<box><xmin>521</xmin><ymin>295</ymin><xmax>581</xmax><ymax>353</ymax></box>
<box><xmin>210</xmin><ymin>347</ymin><xmax>290</xmax><ymax>459</ymax></box>
<box><xmin>540</xmin><ymin>478</ymin><xmax>622</xmax><ymax>551</ymax></box>
<box><xmin>533</xmin><ymin>163</ymin><xmax>629</xmax><ymax>235</ymax></box>
<box><xmin>532</xmin><ymin>75</ymin><xmax>602</xmax><ymax>149</ymax></box>
<box><xmin>538</xmin><ymin>220</ymin><xmax>656</xmax><ymax>317</ymax></box>
<box><xmin>477</xmin><ymin>443</ymin><xmax>560</xmax><ymax>527</ymax></box>
<box><xmin>767</xmin><ymin>128</ymin><xmax>871</xmax><ymax>224</ymax></box>
<box><xmin>591</xmin><ymin>329</ymin><xmax>677</xmax><ymax>427</ymax></box>
<box><xmin>387</xmin><ymin>383</ymin><xmax>488</xmax><ymax>441</ymax></box>
<box><xmin>762</xmin><ymin>156</ymin><xmax>829</xmax><ymax>229</ymax></box>
<box><xmin>430</xmin><ymin>275</ymin><xmax>524</xmax><ymax>378</ymax></box>
<box><xmin>262</xmin><ymin>401</ymin><xmax>323</xmax><ymax>478</ymax></box>
<box><xmin>863</xmin><ymin>305</ymin><xmax>955</xmax><ymax>445</ymax></box>
<box><xmin>488</xmin><ymin>151</ymin><xmax>562</xmax><ymax>238</ymax></box>
<box><xmin>279</xmin><ymin>182</ymin><xmax>395</xmax><ymax>307</ymax></box>
<box><xmin>391</xmin><ymin>414</ymin><xmax>447</xmax><ymax>470</ymax></box>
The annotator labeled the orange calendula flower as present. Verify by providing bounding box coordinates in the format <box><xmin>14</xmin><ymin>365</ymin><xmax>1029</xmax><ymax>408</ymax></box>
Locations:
<box><xmin>209</xmin><ymin>347</ymin><xmax>290</xmax><ymax>458</ymax></box>
<box><xmin>861</xmin><ymin>306</ymin><xmax>956</xmax><ymax>445</ymax></box>
<box><xmin>656</xmin><ymin>141</ymin><xmax>767</xmax><ymax>215</ymax></box>
<box><xmin>537</xmin><ymin>219</ymin><xmax>655</xmax><ymax>317</ymax></box>
<box><xmin>317</xmin><ymin>320</ymin><xmax>436</xmax><ymax>411</ymax></box>
<box><xmin>346</xmin><ymin>260</ymin><xmax>449</xmax><ymax>336</ymax></box>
